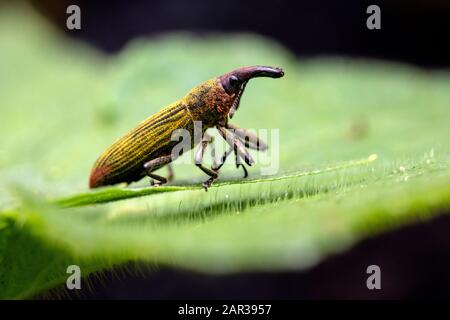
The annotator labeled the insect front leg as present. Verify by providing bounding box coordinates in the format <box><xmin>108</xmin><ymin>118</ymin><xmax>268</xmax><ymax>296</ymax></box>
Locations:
<box><xmin>226</xmin><ymin>123</ymin><xmax>268</xmax><ymax>151</ymax></box>
<box><xmin>195</xmin><ymin>133</ymin><xmax>219</xmax><ymax>191</ymax></box>
<box><xmin>143</xmin><ymin>155</ymin><xmax>172</xmax><ymax>186</ymax></box>
<box><xmin>213</xmin><ymin>123</ymin><xmax>268</xmax><ymax>178</ymax></box>
<box><xmin>216</xmin><ymin>125</ymin><xmax>255</xmax><ymax>178</ymax></box>
<box><xmin>233</xmin><ymin>146</ymin><xmax>249</xmax><ymax>178</ymax></box>
<box><xmin>211</xmin><ymin>145</ymin><xmax>249</xmax><ymax>178</ymax></box>
<box><xmin>217</xmin><ymin>126</ymin><xmax>254</xmax><ymax>166</ymax></box>
<box><xmin>211</xmin><ymin>147</ymin><xmax>233</xmax><ymax>171</ymax></box>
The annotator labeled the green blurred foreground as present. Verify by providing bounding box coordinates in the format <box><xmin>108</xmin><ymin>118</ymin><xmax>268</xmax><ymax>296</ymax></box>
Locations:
<box><xmin>0</xmin><ymin>3</ymin><xmax>450</xmax><ymax>298</ymax></box>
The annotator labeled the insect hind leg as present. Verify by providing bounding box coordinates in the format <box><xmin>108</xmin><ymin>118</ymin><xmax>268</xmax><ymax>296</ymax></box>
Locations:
<box><xmin>143</xmin><ymin>155</ymin><xmax>172</xmax><ymax>186</ymax></box>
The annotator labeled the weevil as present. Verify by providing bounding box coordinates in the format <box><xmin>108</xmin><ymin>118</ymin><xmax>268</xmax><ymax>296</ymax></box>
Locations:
<box><xmin>89</xmin><ymin>66</ymin><xmax>284</xmax><ymax>190</ymax></box>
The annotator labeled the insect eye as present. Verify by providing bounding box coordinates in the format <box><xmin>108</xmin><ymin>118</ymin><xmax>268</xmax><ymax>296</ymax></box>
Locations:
<box><xmin>229</xmin><ymin>76</ymin><xmax>239</xmax><ymax>87</ymax></box>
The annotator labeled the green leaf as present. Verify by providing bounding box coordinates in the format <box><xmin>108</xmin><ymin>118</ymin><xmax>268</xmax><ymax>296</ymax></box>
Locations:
<box><xmin>55</xmin><ymin>154</ymin><xmax>377</xmax><ymax>207</ymax></box>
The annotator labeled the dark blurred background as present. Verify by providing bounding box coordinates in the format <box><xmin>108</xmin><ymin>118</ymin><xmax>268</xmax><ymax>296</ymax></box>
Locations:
<box><xmin>30</xmin><ymin>0</ymin><xmax>450</xmax><ymax>68</ymax></box>
<box><xmin>27</xmin><ymin>0</ymin><xmax>450</xmax><ymax>299</ymax></box>
<box><xmin>53</xmin><ymin>214</ymin><xmax>450</xmax><ymax>299</ymax></box>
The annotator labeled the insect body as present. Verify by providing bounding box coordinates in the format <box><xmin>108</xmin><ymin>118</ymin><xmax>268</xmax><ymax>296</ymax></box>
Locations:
<box><xmin>89</xmin><ymin>66</ymin><xmax>284</xmax><ymax>190</ymax></box>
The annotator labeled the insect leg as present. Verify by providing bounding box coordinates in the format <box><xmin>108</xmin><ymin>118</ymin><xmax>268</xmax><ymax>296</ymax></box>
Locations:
<box><xmin>234</xmin><ymin>147</ymin><xmax>249</xmax><ymax>178</ymax></box>
<box><xmin>211</xmin><ymin>147</ymin><xmax>233</xmax><ymax>171</ymax></box>
<box><xmin>199</xmin><ymin>132</ymin><xmax>216</xmax><ymax>166</ymax></box>
<box><xmin>204</xmin><ymin>133</ymin><xmax>218</xmax><ymax>167</ymax></box>
<box><xmin>166</xmin><ymin>163</ymin><xmax>174</xmax><ymax>182</ymax></box>
<box><xmin>226</xmin><ymin>123</ymin><xmax>268</xmax><ymax>151</ymax></box>
<box><xmin>143</xmin><ymin>155</ymin><xmax>172</xmax><ymax>186</ymax></box>
<box><xmin>195</xmin><ymin>133</ymin><xmax>218</xmax><ymax>191</ymax></box>
<box><xmin>216</xmin><ymin>126</ymin><xmax>254</xmax><ymax>166</ymax></box>
<box><xmin>211</xmin><ymin>146</ymin><xmax>248</xmax><ymax>178</ymax></box>
<box><xmin>216</xmin><ymin>126</ymin><xmax>254</xmax><ymax>178</ymax></box>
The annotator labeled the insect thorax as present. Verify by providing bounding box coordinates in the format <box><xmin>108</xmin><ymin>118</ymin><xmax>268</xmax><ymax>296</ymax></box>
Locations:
<box><xmin>184</xmin><ymin>78</ymin><xmax>234</xmax><ymax>128</ymax></box>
